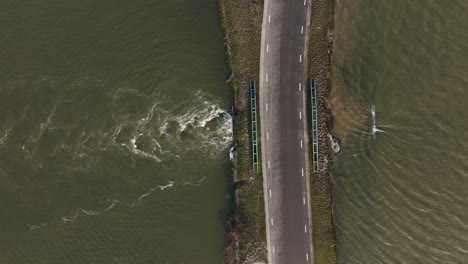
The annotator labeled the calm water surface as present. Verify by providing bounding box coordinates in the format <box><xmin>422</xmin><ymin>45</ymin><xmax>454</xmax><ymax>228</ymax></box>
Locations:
<box><xmin>332</xmin><ymin>0</ymin><xmax>468</xmax><ymax>263</ymax></box>
<box><xmin>0</xmin><ymin>0</ymin><xmax>231</xmax><ymax>263</ymax></box>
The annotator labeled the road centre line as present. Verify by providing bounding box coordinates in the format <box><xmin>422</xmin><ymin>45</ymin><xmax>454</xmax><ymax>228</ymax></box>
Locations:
<box><xmin>301</xmin><ymin>26</ymin><xmax>304</xmax><ymax>34</ymax></box>
<box><xmin>300</xmin><ymin>54</ymin><xmax>302</xmax><ymax>63</ymax></box>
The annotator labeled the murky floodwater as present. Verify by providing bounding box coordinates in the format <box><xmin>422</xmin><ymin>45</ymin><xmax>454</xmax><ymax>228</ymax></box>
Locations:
<box><xmin>332</xmin><ymin>0</ymin><xmax>468</xmax><ymax>263</ymax></box>
<box><xmin>0</xmin><ymin>0</ymin><xmax>232</xmax><ymax>263</ymax></box>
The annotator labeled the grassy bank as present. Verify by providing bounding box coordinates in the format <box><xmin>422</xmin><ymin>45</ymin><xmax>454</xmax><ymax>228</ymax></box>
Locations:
<box><xmin>219</xmin><ymin>0</ymin><xmax>337</xmax><ymax>262</ymax></box>
<box><xmin>218</xmin><ymin>0</ymin><xmax>266</xmax><ymax>263</ymax></box>
<box><xmin>307</xmin><ymin>0</ymin><xmax>337</xmax><ymax>263</ymax></box>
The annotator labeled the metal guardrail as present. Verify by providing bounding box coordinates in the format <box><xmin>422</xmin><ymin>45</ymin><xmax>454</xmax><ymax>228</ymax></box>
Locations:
<box><xmin>310</xmin><ymin>79</ymin><xmax>319</xmax><ymax>172</ymax></box>
<box><xmin>250</xmin><ymin>79</ymin><xmax>259</xmax><ymax>172</ymax></box>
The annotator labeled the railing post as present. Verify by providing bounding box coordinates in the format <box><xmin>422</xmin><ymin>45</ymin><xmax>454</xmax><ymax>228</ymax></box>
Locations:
<box><xmin>250</xmin><ymin>79</ymin><xmax>259</xmax><ymax>172</ymax></box>
<box><xmin>310</xmin><ymin>79</ymin><xmax>319</xmax><ymax>172</ymax></box>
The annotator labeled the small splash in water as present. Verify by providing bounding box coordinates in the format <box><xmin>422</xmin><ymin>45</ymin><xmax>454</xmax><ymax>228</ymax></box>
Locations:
<box><xmin>229</xmin><ymin>145</ymin><xmax>235</xmax><ymax>160</ymax></box>
<box><xmin>328</xmin><ymin>134</ymin><xmax>341</xmax><ymax>153</ymax></box>
<box><xmin>371</xmin><ymin>105</ymin><xmax>384</xmax><ymax>139</ymax></box>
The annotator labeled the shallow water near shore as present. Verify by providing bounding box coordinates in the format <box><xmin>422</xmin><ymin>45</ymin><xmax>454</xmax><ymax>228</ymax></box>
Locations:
<box><xmin>0</xmin><ymin>0</ymin><xmax>231</xmax><ymax>263</ymax></box>
<box><xmin>332</xmin><ymin>0</ymin><xmax>468</xmax><ymax>263</ymax></box>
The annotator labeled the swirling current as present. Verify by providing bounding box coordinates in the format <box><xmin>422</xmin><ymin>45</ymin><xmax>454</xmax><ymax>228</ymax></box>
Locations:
<box><xmin>0</xmin><ymin>0</ymin><xmax>232</xmax><ymax>263</ymax></box>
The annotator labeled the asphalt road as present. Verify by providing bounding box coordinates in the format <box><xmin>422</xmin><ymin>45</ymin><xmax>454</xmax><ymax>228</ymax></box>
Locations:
<box><xmin>259</xmin><ymin>0</ymin><xmax>313</xmax><ymax>263</ymax></box>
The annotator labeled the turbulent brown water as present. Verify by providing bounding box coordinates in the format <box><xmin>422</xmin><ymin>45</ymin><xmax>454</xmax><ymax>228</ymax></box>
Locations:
<box><xmin>332</xmin><ymin>0</ymin><xmax>468</xmax><ymax>263</ymax></box>
<box><xmin>0</xmin><ymin>0</ymin><xmax>232</xmax><ymax>263</ymax></box>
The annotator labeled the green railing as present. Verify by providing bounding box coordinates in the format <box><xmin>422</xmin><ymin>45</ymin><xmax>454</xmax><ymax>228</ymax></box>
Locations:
<box><xmin>310</xmin><ymin>79</ymin><xmax>319</xmax><ymax>172</ymax></box>
<box><xmin>250</xmin><ymin>79</ymin><xmax>259</xmax><ymax>172</ymax></box>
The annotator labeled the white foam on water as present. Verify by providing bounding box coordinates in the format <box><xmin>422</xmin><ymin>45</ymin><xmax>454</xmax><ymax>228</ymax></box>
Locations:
<box><xmin>158</xmin><ymin>117</ymin><xmax>169</xmax><ymax>136</ymax></box>
<box><xmin>0</xmin><ymin>128</ymin><xmax>11</xmax><ymax>144</ymax></box>
<box><xmin>109</xmin><ymin>91</ymin><xmax>233</xmax><ymax>161</ymax></box>
<box><xmin>27</xmin><ymin>106</ymin><xmax>57</xmax><ymax>146</ymax></box>
<box><xmin>133</xmin><ymin>188</ymin><xmax>156</xmax><ymax>206</ymax></box>
<box><xmin>39</xmin><ymin>107</ymin><xmax>56</xmax><ymax>132</ymax></box>
<box><xmin>29</xmin><ymin>198</ymin><xmax>121</xmax><ymax>230</ymax></box>
<box><xmin>132</xmin><ymin>181</ymin><xmax>175</xmax><ymax>206</ymax></box>
<box><xmin>130</xmin><ymin>137</ymin><xmax>138</xmax><ymax>149</ymax></box>
<box><xmin>328</xmin><ymin>134</ymin><xmax>341</xmax><ymax>153</ymax></box>
<box><xmin>61</xmin><ymin>208</ymin><xmax>101</xmax><ymax>223</ymax></box>
<box><xmin>104</xmin><ymin>198</ymin><xmax>119</xmax><ymax>212</ymax></box>
<box><xmin>155</xmin><ymin>92</ymin><xmax>233</xmax><ymax>156</ymax></box>
<box><xmin>78</xmin><ymin>208</ymin><xmax>100</xmax><ymax>216</ymax></box>
<box><xmin>158</xmin><ymin>181</ymin><xmax>174</xmax><ymax>190</ymax></box>
<box><xmin>28</xmin><ymin>222</ymin><xmax>48</xmax><ymax>231</ymax></box>
<box><xmin>126</xmin><ymin>134</ymin><xmax>162</xmax><ymax>162</ymax></box>
<box><xmin>176</xmin><ymin>101</ymin><xmax>225</xmax><ymax>131</ymax></box>
<box><xmin>137</xmin><ymin>103</ymin><xmax>157</xmax><ymax>127</ymax></box>
<box><xmin>229</xmin><ymin>145</ymin><xmax>235</xmax><ymax>160</ymax></box>
<box><xmin>132</xmin><ymin>148</ymin><xmax>161</xmax><ymax>162</ymax></box>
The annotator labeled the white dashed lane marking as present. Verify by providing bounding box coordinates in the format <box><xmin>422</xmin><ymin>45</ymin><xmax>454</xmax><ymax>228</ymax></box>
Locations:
<box><xmin>303</xmin><ymin>196</ymin><xmax>306</xmax><ymax>205</ymax></box>
<box><xmin>267</xmin><ymin>132</ymin><xmax>269</xmax><ymax>140</ymax></box>
<box><xmin>268</xmin><ymin>161</ymin><xmax>271</xmax><ymax>169</ymax></box>
<box><xmin>300</xmin><ymin>54</ymin><xmax>302</xmax><ymax>63</ymax></box>
<box><xmin>266</xmin><ymin>103</ymin><xmax>268</xmax><ymax>111</ymax></box>
<box><xmin>300</xmin><ymin>140</ymin><xmax>303</xmax><ymax>148</ymax></box>
<box><xmin>299</xmin><ymin>112</ymin><xmax>302</xmax><ymax>120</ymax></box>
<box><xmin>305</xmin><ymin>225</ymin><xmax>307</xmax><ymax>233</ymax></box>
<box><xmin>268</xmin><ymin>14</ymin><xmax>271</xmax><ymax>23</ymax></box>
<box><xmin>301</xmin><ymin>26</ymin><xmax>304</xmax><ymax>34</ymax></box>
<box><xmin>299</xmin><ymin>83</ymin><xmax>302</xmax><ymax>91</ymax></box>
<box><xmin>302</xmin><ymin>168</ymin><xmax>304</xmax><ymax>177</ymax></box>
<box><xmin>267</xmin><ymin>44</ymin><xmax>269</xmax><ymax>53</ymax></box>
<box><xmin>269</xmin><ymin>189</ymin><xmax>272</xmax><ymax>197</ymax></box>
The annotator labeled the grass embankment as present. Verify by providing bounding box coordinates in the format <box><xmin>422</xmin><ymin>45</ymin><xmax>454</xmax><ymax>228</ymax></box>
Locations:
<box><xmin>218</xmin><ymin>0</ymin><xmax>266</xmax><ymax>263</ymax></box>
<box><xmin>307</xmin><ymin>0</ymin><xmax>337</xmax><ymax>263</ymax></box>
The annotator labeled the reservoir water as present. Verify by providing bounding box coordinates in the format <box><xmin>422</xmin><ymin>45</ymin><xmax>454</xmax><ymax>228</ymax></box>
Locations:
<box><xmin>0</xmin><ymin>0</ymin><xmax>231</xmax><ymax>263</ymax></box>
<box><xmin>332</xmin><ymin>0</ymin><xmax>468</xmax><ymax>263</ymax></box>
